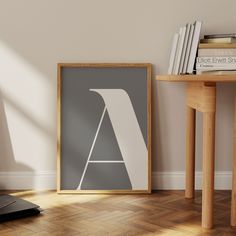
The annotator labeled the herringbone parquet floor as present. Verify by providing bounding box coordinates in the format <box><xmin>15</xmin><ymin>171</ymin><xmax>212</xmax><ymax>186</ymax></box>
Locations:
<box><xmin>0</xmin><ymin>190</ymin><xmax>235</xmax><ymax>236</ymax></box>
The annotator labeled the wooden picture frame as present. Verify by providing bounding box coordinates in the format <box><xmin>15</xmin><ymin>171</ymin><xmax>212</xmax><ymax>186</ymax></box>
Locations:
<box><xmin>57</xmin><ymin>63</ymin><xmax>152</xmax><ymax>193</ymax></box>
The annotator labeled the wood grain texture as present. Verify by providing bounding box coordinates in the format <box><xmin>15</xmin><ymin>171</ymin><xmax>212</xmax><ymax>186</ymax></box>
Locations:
<box><xmin>57</xmin><ymin>64</ymin><xmax>61</xmax><ymax>193</ymax></box>
<box><xmin>202</xmin><ymin>112</ymin><xmax>216</xmax><ymax>229</ymax></box>
<box><xmin>231</xmin><ymin>97</ymin><xmax>236</xmax><ymax>226</ymax></box>
<box><xmin>147</xmin><ymin>64</ymin><xmax>152</xmax><ymax>193</ymax></box>
<box><xmin>57</xmin><ymin>63</ymin><xmax>152</xmax><ymax>194</ymax></box>
<box><xmin>57</xmin><ymin>63</ymin><xmax>152</xmax><ymax>68</ymax></box>
<box><xmin>156</xmin><ymin>75</ymin><xmax>236</xmax><ymax>82</ymax></box>
<box><xmin>0</xmin><ymin>190</ymin><xmax>235</xmax><ymax>236</ymax></box>
<box><xmin>186</xmin><ymin>82</ymin><xmax>216</xmax><ymax>113</ymax></box>
<box><xmin>185</xmin><ymin>107</ymin><xmax>196</xmax><ymax>199</ymax></box>
<box><xmin>185</xmin><ymin>81</ymin><xmax>216</xmax><ymax>228</ymax></box>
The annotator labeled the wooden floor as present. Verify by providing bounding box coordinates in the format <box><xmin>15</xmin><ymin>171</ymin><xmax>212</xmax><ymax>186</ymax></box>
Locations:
<box><xmin>0</xmin><ymin>190</ymin><xmax>235</xmax><ymax>236</ymax></box>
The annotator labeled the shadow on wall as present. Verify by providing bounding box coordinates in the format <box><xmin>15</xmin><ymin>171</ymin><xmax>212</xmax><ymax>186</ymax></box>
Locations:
<box><xmin>0</xmin><ymin>90</ymin><xmax>33</xmax><ymax>188</ymax></box>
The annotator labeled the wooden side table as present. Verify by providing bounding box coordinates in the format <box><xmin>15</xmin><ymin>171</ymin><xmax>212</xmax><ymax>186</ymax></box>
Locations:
<box><xmin>156</xmin><ymin>75</ymin><xmax>236</xmax><ymax>229</ymax></box>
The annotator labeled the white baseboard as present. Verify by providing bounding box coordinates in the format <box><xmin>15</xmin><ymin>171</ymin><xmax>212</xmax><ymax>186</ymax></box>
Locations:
<box><xmin>0</xmin><ymin>171</ymin><xmax>232</xmax><ymax>190</ymax></box>
<box><xmin>0</xmin><ymin>171</ymin><xmax>56</xmax><ymax>190</ymax></box>
<box><xmin>152</xmin><ymin>171</ymin><xmax>232</xmax><ymax>190</ymax></box>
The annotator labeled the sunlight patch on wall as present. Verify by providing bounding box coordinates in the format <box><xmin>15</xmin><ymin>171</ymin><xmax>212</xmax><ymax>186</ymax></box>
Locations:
<box><xmin>0</xmin><ymin>40</ymin><xmax>56</xmax><ymax>171</ymax></box>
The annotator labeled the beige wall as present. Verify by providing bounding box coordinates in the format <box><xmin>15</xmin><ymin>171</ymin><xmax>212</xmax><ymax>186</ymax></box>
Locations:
<box><xmin>0</xmin><ymin>0</ymin><xmax>236</xmax><ymax>188</ymax></box>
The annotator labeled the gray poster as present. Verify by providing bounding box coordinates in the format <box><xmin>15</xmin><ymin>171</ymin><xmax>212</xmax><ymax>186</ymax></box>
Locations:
<box><xmin>58</xmin><ymin>64</ymin><xmax>151</xmax><ymax>192</ymax></box>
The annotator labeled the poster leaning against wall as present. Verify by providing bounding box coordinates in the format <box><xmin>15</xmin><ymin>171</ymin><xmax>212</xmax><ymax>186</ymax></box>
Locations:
<box><xmin>57</xmin><ymin>63</ymin><xmax>151</xmax><ymax>193</ymax></box>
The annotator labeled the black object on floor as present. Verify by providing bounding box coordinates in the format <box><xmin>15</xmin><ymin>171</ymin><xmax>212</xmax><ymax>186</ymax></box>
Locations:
<box><xmin>0</xmin><ymin>194</ymin><xmax>41</xmax><ymax>222</ymax></box>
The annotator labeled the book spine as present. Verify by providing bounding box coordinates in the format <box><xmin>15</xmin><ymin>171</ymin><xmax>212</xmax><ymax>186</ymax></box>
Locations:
<box><xmin>198</xmin><ymin>48</ymin><xmax>236</xmax><ymax>56</ymax></box>
<box><xmin>204</xmin><ymin>33</ymin><xmax>236</xmax><ymax>39</ymax></box>
<box><xmin>199</xmin><ymin>43</ymin><xmax>236</xmax><ymax>49</ymax></box>
<box><xmin>196</xmin><ymin>64</ymin><xmax>236</xmax><ymax>70</ymax></box>
<box><xmin>183</xmin><ymin>24</ymin><xmax>194</xmax><ymax>73</ymax></box>
<box><xmin>196</xmin><ymin>56</ymin><xmax>236</xmax><ymax>62</ymax></box>
<box><xmin>196</xmin><ymin>70</ymin><xmax>236</xmax><ymax>75</ymax></box>
<box><xmin>179</xmin><ymin>23</ymin><xmax>190</xmax><ymax>74</ymax></box>
<box><xmin>168</xmin><ymin>33</ymin><xmax>179</xmax><ymax>75</ymax></box>
<box><xmin>201</xmin><ymin>38</ymin><xmax>233</xmax><ymax>43</ymax></box>
<box><xmin>187</xmin><ymin>21</ymin><xmax>202</xmax><ymax>73</ymax></box>
<box><xmin>173</xmin><ymin>27</ymin><xmax>185</xmax><ymax>75</ymax></box>
<box><xmin>196</xmin><ymin>56</ymin><xmax>236</xmax><ymax>67</ymax></box>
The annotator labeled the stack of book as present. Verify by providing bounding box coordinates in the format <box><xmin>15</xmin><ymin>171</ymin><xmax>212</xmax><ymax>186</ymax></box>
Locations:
<box><xmin>196</xmin><ymin>33</ymin><xmax>236</xmax><ymax>75</ymax></box>
<box><xmin>168</xmin><ymin>21</ymin><xmax>202</xmax><ymax>75</ymax></box>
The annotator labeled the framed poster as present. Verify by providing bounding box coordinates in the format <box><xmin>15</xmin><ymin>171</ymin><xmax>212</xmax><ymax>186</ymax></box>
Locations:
<box><xmin>57</xmin><ymin>63</ymin><xmax>151</xmax><ymax>193</ymax></box>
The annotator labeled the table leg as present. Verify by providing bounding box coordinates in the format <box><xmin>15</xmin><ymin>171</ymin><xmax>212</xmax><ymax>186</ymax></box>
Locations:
<box><xmin>202</xmin><ymin>112</ymin><xmax>215</xmax><ymax>229</ymax></box>
<box><xmin>231</xmin><ymin>97</ymin><xmax>236</xmax><ymax>226</ymax></box>
<box><xmin>185</xmin><ymin>106</ymin><xmax>196</xmax><ymax>199</ymax></box>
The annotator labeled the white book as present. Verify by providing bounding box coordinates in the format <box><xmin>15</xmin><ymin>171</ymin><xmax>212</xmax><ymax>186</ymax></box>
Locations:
<box><xmin>201</xmin><ymin>37</ymin><xmax>236</xmax><ymax>43</ymax></box>
<box><xmin>198</xmin><ymin>48</ymin><xmax>236</xmax><ymax>56</ymax></box>
<box><xmin>196</xmin><ymin>56</ymin><xmax>236</xmax><ymax>65</ymax></box>
<box><xmin>179</xmin><ymin>23</ymin><xmax>191</xmax><ymax>74</ymax></box>
<box><xmin>196</xmin><ymin>64</ymin><xmax>236</xmax><ymax>70</ymax></box>
<box><xmin>183</xmin><ymin>24</ymin><xmax>194</xmax><ymax>73</ymax></box>
<box><xmin>173</xmin><ymin>29</ymin><xmax>182</xmax><ymax>75</ymax></box>
<box><xmin>204</xmin><ymin>33</ymin><xmax>236</xmax><ymax>39</ymax></box>
<box><xmin>173</xmin><ymin>26</ymin><xmax>186</xmax><ymax>75</ymax></box>
<box><xmin>168</xmin><ymin>33</ymin><xmax>179</xmax><ymax>74</ymax></box>
<box><xmin>187</xmin><ymin>21</ymin><xmax>202</xmax><ymax>74</ymax></box>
